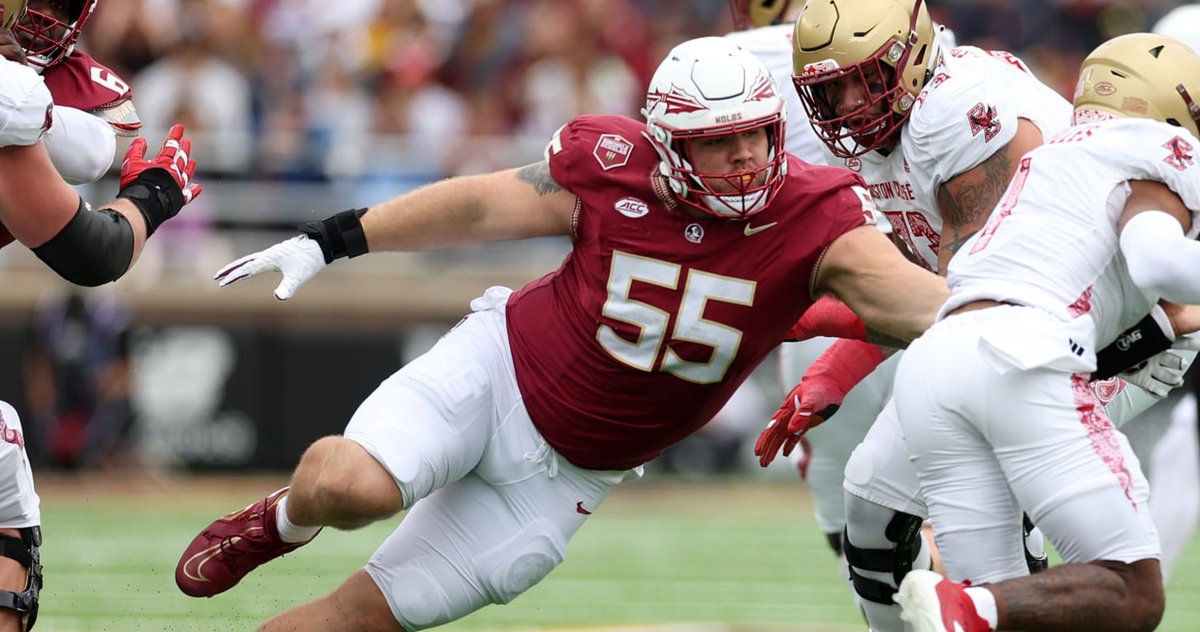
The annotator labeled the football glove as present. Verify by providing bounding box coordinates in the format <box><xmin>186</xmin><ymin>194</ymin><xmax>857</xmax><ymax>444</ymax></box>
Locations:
<box><xmin>1119</xmin><ymin>350</ymin><xmax>1189</xmax><ymax>399</ymax></box>
<box><xmin>755</xmin><ymin>339</ymin><xmax>885</xmax><ymax>467</ymax></box>
<box><xmin>120</xmin><ymin>124</ymin><xmax>201</xmax><ymax>204</ymax></box>
<box><xmin>214</xmin><ymin>235</ymin><xmax>326</xmax><ymax>300</ymax></box>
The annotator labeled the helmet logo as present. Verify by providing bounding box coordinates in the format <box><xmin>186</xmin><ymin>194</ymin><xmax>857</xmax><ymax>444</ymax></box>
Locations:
<box><xmin>593</xmin><ymin>134</ymin><xmax>634</xmax><ymax>171</ymax></box>
<box><xmin>645</xmin><ymin>85</ymin><xmax>706</xmax><ymax>114</ymax></box>
<box><xmin>967</xmin><ymin>103</ymin><xmax>1002</xmax><ymax>142</ymax></box>
<box><xmin>1163</xmin><ymin>136</ymin><xmax>1195</xmax><ymax>172</ymax></box>
<box><xmin>1094</xmin><ymin>82</ymin><xmax>1117</xmax><ymax>96</ymax></box>
<box><xmin>746</xmin><ymin>73</ymin><xmax>778</xmax><ymax>103</ymax></box>
<box><xmin>802</xmin><ymin>59</ymin><xmax>839</xmax><ymax>75</ymax></box>
<box><xmin>614</xmin><ymin>197</ymin><xmax>650</xmax><ymax>218</ymax></box>
<box><xmin>684</xmin><ymin>223</ymin><xmax>705</xmax><ymax>244</ymax></box>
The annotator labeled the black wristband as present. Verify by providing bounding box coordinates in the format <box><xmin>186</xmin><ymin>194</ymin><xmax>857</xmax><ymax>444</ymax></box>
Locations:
<box><xmin>117</xmin><ymin>168</ymin><xmax>186</xmax><ymax>237</ymax></box>
<box><xmin>299</xmin><ymin>208</ymin><xmax>370</xmax><ymax>264</ymax></box>
<box><xmin>1093</xmin><ymin>312</ymin><xmax>1174</xmax><ymax>380</ymax></box>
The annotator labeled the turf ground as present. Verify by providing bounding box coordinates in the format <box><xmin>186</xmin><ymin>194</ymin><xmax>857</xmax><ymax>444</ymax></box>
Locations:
<box><xmin>31</xmin><ymin>474</ymin><xmax>1200</xmax><ymax>631</ymax></box>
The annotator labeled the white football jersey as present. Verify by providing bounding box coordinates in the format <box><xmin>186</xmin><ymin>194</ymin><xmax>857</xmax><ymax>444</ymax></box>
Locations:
<box><xmin>725</xmin><ymin>24</ymin><xmax>826</xmax><ymax>164</ymax></box>
<box><xmin>0</xmin><ymin>59</ymin><xmax>52</xmax><ymax>148</ymax></box>
<box><xmin>943</xmin><ymin>118</ymin><xmax>1200</xmax><ymax>349</ymax></box>
<box><xmin>824</xmin><ymin>46</ymin><xmax>1073</xmax><ymax>271</ymax></box>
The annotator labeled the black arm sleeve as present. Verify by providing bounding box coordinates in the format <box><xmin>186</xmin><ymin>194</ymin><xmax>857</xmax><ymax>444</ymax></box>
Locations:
<box><xmin>32</xmin><ymin>198</ymin><xmax>135</xmax><ymax>287</ymax></box>
<box><xmin>1092</xmin><ymin>312</ymin><xmax>1174</xmax><ymax>380</ymax></box>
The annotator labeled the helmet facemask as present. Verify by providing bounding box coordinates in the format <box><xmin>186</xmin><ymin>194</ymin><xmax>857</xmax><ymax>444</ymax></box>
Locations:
<box><xmin>794</xmin><ymin>44</ymin><xmax>912</xmax><ymax>158</ymax></box>
<box><xmin>656</xmin><ymin>115</ymin><xmax>788</xmax><ymax>219</ymax></box>
<box><xmin>14</xmin><ymin>0</ymin><xmax>95</xmax><ymax>69</ymax></box>
<box><xmin>791</xmin><ymin>0</ymin><xmax>940</xmax><ymax>158</ymax></box>
<box><xmin>642</xmin><ymin>37</ymin><xmax>789</xmax><ymax>220</ymax></box>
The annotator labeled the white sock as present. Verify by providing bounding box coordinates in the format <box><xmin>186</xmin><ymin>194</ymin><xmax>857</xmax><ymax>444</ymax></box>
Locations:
<box><xmin>965</xmin><ymin>586</ymin><xmax>999</xmax><ymax>630</ymax></box>
<box><xmin>275</xmin><ymin>494</ymin><xmax>321</xmax><ymax>544</ymax></box>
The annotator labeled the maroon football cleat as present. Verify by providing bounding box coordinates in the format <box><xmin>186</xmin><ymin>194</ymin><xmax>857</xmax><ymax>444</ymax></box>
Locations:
<box><xmin>175</xmin><ymin>487</ymin><xmax>318</xmax><ymax>597</ymax></box>
<box><xmin>896</xmin><ymin>569</ymin><xmax>993</xmax><ymax>632</ymax></box>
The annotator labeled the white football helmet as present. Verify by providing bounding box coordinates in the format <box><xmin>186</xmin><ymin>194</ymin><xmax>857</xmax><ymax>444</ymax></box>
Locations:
<box><xmin>642</xmin><ymin>36</ymin><xmax>788</xmax><ymax>219</ymax></box>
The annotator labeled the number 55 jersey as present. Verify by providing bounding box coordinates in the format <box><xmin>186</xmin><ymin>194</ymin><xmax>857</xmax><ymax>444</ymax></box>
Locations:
<box><xmin>506</xmin><ymin>114</ymin><xmax>872</xmax><ymax>470</ymax></box>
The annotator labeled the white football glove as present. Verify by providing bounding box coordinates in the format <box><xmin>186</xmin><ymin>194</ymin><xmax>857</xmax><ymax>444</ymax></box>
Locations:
<box><xmin>1119</xmin><ymin>350</ymin><xmax>1188</xmax><ymax>399</ymax></box>
<box><xmin>214</xmin><ymin>234</ymin><xmax>326</xmax><ymax>300</ymax></box>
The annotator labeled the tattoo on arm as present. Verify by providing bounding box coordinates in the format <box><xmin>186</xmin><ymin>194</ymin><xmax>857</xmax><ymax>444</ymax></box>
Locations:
<box><xmin>516</xmin><ymin>161</ymin><xmax>563</xmax><ymax>197</ymax></box>
<box><xmin>937</xmin><ymin>147</ymin><xmax>1013</xmax><ymax>256</ymax></box>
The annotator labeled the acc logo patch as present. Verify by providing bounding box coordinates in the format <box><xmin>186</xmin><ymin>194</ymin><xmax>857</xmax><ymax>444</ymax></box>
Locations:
<box><xmin>1163</xmin><ymin>135</ymin><xmax>1195</xmax><ymax>171</ymax></box>
<box><xmin>967</xmin><ymin>103</ymin><xmax>1002</xmax><ymax>142</ymax></box>
<box><xmin>614</xmin><ymin>197</ymin><xmax>649</xmax><ymax>218</ymax></box>
<box><xmin>593</xmin><ymin>134</ymin><xmax>634</xmax><ymax>171</ymax></box>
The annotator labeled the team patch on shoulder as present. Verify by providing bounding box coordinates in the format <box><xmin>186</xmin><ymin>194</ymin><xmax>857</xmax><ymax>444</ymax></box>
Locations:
<box><xmin>967</xmin><ymin>103</ymin><xmax>1001</xmax><ymax>142</ymax></box>
<box><xmin>614</xmin><ymin>197</ymin><xmax>649</xmax><ymax>218</ymax></box>
<box><xmin>593</xmin><ymin>133</ymin><xmax>634</xmax><ymax>171</ymax></box>
<box><xmin>1163</xmin><ymin>135</ymin><xmax>1195</xmax><ymax>171</ymax></box>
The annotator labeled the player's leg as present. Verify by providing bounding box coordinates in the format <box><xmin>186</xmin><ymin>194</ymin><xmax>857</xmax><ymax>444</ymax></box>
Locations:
<box><xmin>0</xmin><ymin>402</ymin><xmax>43</xmax><ymax>632</ymax></box>
<box><xmin>841</xmin><ymin>399</ymin><xmax>933</xmax><ymax>632</ymax></box>
<box><xmin>262</xmin><ymin>412</ymin><xmax>627</xmax><ymax>631</ymax></box>
<box><xmin>899</xmin><ymin>343</ymin><xmax>1163</xmax><ymax>632</ymax></box>
<box><xmin>176</xmin><ymin>291</ymin><xmax>512</xmax><ymax>599</ymax></box>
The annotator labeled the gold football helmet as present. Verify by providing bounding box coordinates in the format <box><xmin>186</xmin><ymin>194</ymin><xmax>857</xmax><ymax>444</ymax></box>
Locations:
<box><xmin>792</xmin><ymin>0</ymin><xmax>942</xmax><ymax>157</ymax></box>
<box><xmin>730</xmin><ymin>0</ymin><xmax>794</xmax><ymax>30</ymax></box>
<box><xmin>2</xmin><ymin>0</ymin><xmax>27</xmax><ymax>30</ymax></box>
<box><xmin>1074</xmin><ymin>33</ymin><xmax>1200</xmax><ymax>140</ymax></box>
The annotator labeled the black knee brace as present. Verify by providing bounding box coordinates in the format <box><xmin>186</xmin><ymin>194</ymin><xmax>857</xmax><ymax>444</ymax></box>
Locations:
<box><xmin>843</xmin><ymin>512</ymin><xmax>923</xmax><ymax>605</ymax></box>
<box><xmin>0</xmin><ymin>527</ymin><xmax>41</xmax><ymax>631</ymax></box>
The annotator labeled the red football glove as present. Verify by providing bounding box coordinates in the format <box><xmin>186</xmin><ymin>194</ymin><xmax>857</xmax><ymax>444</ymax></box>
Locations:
<box><xmin>755</xmin><ymin>339</ymin><xmax>886</xmax><ymax>467</ymax></box>
<box><xmin>120</xmin><ymin>124</ymin><xmax>202</xmax><ymax>203</ymax></box>
<box><xmin>785</xmin><ymin>296</ymin><xmax>868</xmax><ymax>342</ymax></box>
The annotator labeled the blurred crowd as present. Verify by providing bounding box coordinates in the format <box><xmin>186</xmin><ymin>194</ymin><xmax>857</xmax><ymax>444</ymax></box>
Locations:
<box><xmin>77</xmin><ymin>0</ymin><xmax>1194</xmax><ymax>181</ymax></box>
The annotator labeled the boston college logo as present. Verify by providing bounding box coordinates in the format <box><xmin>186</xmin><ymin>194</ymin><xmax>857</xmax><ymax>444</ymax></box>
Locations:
<box><xmin>967</xmin><ymin>103</ymin><xmax>1002</xmax><ymax>142</ymax></box>
<box><xmin>1163</xmin><ymin>136</ymin><xmax>1195</xmax><ymax>172</ymax></box>
<box><xmin>593</xmin><ymin>134</ymin><xmax>634</xmax><ymax>171</ymax></box>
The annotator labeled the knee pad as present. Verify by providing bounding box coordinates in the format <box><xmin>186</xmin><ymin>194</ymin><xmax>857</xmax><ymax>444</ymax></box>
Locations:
<box><xmin>0</xmin><ymin>527</ymin><xmax>41</xmax><ymax>631</ymax></box>
<box><xmin>477</xmin><ymin>518</ymin><xmax>566</xmax><ymax>605</ymax></box>
<box><xmin>844</xmin><ymin>512</ymin><xmax>924</xmax><ymax>605</ymax></box>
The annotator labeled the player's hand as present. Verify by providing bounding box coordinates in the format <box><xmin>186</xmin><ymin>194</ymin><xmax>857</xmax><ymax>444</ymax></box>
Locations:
<box><xmin>120</xmin><ymin>124</ymin><xmax>202</xmax><ymax>204</ymax></box>
<box><xmin>754</xmin><ymin>378</ymin><xmax>843</xmax><ymax>468</ymax></box>
<box><xmin>1120</xmin><ymin>350</ymin><xmax>1188</xmax><ymax>399</ymax></box>
<box><xmin>0</xmin><ymin>20</ymin><xmax>27</xmax><ymax>65</ymax></box>
<box><xmin>214</xmin><ymin>235</ymin><xmax>326</xmax><ymax>300</ymax></box>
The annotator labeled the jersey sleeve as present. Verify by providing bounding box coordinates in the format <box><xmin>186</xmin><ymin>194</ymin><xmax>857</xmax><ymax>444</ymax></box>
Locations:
<box><xmin>904</xmin><ymin>68</ymin><xmax>1020</xmax><ymax>193</ymax></box>
<box><xmin>0</xmin><ymin>60</ymin><xmax>53</xmax><ymax>148</ymax></box>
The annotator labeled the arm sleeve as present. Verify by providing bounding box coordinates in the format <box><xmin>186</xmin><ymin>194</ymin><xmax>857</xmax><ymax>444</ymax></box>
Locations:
<box><xmin>43</xmin><ymin>105</ymin><xmax>117</xmax><ymax>184</ymax></box>
<box><xmin>1120</xmin><ymin>210</ymin><xmax>1200</xmax><ymax>304</ymax></box>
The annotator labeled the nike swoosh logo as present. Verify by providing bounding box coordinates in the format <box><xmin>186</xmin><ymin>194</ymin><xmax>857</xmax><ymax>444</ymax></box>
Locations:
<box><xmin>576</xmin><ymin>501</ymin><xmax>593</xmax><ymax>515</ymax></box>
<box><xmin>743</xmin><ymin>221</ymin><xmax>778</xmax><ymax>236</ymax></box>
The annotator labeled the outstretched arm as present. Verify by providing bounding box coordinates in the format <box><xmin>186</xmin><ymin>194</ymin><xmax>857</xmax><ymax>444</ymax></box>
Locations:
<box><xmin>215</xmin><ymin>161</ymin><xmax>579</xmax><ymax>299</ymax></box>
<box><xmin>813</xmin><ymin>225</ymin><xmax>948</xmax><ymax>343</ymax></box>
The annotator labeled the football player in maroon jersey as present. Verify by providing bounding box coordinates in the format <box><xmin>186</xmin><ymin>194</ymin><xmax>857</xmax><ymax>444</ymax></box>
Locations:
<box><xmin>174</xmin><ymin>36</ymin><xmax>946</xmax><ymax>631</ymax></box>
<box><xmin>10</xmin><ymin>0</ymin><xmax>140</xmax><ymax>183</ymax></box>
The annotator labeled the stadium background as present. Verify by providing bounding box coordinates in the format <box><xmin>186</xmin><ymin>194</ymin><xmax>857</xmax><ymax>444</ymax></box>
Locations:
<box><xmin>2</xmin><ymin>0</ymin><xmax>1200</xmax><ymax>629</ymax></box>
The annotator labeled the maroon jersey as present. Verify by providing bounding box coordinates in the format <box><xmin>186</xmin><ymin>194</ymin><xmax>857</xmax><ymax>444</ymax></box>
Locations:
<box><xmin>506</xmin><ymin>115</ymin><xmax>871</xmax><ymax>470</ymax></box>
<box><xmin>42</xmin><ymin>51</ymin><xmax>139</xmax><ymax>134</ymax></box>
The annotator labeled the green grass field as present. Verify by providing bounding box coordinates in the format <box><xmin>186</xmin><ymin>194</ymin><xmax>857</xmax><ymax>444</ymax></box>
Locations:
<box><xmin>31</xmin><ymin>475</ymin><xmax>1200</xmax><ymax>631</ymax></box>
